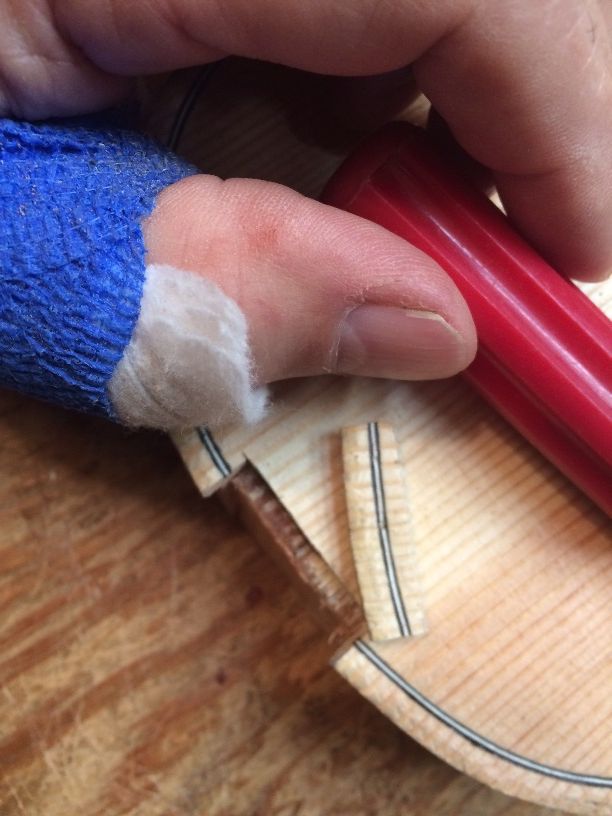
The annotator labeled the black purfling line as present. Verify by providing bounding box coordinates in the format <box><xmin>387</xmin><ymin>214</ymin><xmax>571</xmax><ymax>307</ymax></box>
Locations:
<box><xmin>368</xmin><ymin>423</ymin><xmax>390</xmax><ymax>529</ymax></box>
<box><xmin>355</xmin><ymin>640</ymin><xmax>612</xmax><ymax>787</ymax></box>
<box><xmin>367</xmin><ymin>422</ymin><xmax>411</xmax><ymax>636</ymax></box>
<box><xmin>196</xmin><ymin>427</ymin><xmax>232</xmax><ymax>478</ymax></box>
<box><xmin>367</xmin><ymin>422</ymin><xmax>410</xmax><ymax>635</ymax></box>
<box><xmin>166</xmin><ymin>64</ymin><xmax>218</xmax><ymax>152</ymax></box>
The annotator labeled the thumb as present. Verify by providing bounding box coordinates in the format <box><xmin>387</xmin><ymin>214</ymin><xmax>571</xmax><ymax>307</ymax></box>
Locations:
<box><xmin>133</xmin><ymin>174</ymin><xmax>476</xmax><ymax>427</ymax></box>
<box><xmin>0</xmin><ymin>116</ymin><xmax>475</xmax><ymax>431</ymax></box>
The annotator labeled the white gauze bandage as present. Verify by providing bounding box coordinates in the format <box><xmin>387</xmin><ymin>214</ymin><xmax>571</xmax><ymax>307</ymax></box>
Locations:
<box><xmin>108</xmin><ymin>264</ymin><xmax>268</xmax><ymax>430</ymax></box>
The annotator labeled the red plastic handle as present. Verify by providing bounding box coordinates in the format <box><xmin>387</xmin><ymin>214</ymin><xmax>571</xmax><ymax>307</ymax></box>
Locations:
<box><xmin>323</xmin><ymin>123</ymin><xmax>612</xmax><ymax>515</ymax></box>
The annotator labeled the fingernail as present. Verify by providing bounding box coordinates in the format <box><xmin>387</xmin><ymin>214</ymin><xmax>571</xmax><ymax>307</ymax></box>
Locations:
<box><xmin>334</xmin><ymin>305</ymin><xmax>472</xmax><ymax>380</ymax></box>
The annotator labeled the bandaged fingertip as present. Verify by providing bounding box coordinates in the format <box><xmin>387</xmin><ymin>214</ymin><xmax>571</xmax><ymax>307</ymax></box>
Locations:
<box><xmin>109</xmin><ymin>264</ymin><xmax>268</xmax><ymax>430</ymax></box>
<box><xmin>0</xmin><ymin>116</ymin><xmax>268</xmax><ymax>430</ymax></box>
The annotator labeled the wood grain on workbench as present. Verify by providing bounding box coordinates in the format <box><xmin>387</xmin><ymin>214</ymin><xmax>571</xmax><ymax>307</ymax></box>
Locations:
<box><xmin>0</xmin><ymin>390</ymin><xmax>566</xmax><ymax>816</ymax></box>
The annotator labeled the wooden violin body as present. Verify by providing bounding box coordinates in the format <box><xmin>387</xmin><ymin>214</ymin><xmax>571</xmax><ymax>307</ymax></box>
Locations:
<box><xmin>143</xmin><ymin>61</ymin><xmax>612</xmax><ymax>815</ymax></box>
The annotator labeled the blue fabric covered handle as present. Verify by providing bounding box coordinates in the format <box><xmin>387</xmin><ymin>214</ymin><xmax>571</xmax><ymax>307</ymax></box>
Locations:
<box><xmin>0</xmin><ymin>116</ymin><xmax>196</xmax><ymax>418</ymax></box>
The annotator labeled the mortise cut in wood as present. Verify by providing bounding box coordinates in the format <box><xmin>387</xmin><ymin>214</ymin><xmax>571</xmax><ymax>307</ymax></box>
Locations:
<box><xmin>220</xmin><ymin>463</ymin><xmax>367</xmax><ymax>656</ymax></box>
<box><xmin>342</xmin><ymin>421</ymin><xmax>427</xmax><ymax>642</ymax></box>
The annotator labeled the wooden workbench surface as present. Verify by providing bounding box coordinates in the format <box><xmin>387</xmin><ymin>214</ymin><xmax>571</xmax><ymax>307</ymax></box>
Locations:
<box><xmin>0</xmin><ymin>389</ymin><xmax>566</xmax><ymax>816</ymax></box>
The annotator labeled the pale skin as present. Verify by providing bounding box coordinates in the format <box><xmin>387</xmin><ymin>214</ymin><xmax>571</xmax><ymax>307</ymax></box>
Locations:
<box><xmin>2</xmin><ymin>0</ymin><xmax>611</xmax><ymax>387</ymax></box>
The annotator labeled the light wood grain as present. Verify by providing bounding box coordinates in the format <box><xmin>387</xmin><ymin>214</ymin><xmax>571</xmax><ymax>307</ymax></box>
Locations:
<box><xmin>342</xmin><ymin>422</ymin><xmax>427</xmax><ymax>642</ymax></box>
<box><xmin>164</xmin><ymin>60</ymin><xmax>611</xmax><ymax>813</ymax></box>
<box><xmin>179</xmin><ymin>362</ymin><xmax>612</xmax><ymax>815</ymax></box>
<box><xmin>178</xmin><ymin>370</ymin><xmax>612</xmax><ymax>814</ymax></box>
<box><xmin>0</xmin><ymin>389</ymin><xmax>567</xmax><ymax>816</ymax></box>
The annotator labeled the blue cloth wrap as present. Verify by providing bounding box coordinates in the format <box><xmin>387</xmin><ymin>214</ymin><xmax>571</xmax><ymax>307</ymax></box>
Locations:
<box><xmin>0</xmin><ymin>116</ymin><xmax>197</xmax><ymax>417</ymax></box>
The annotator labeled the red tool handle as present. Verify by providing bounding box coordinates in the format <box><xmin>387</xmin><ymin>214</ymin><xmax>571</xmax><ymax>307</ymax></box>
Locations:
<box><xmin>323</xmin><ymin>123</ymin><xmax>612</xmax><ymax>516</ymax></box>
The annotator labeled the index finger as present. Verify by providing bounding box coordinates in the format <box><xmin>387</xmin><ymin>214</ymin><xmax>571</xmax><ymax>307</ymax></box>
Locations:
<box><xmin>54</xmin><ymin>0</ymin><xmax>612</xmax><ymax>279</ymax></box>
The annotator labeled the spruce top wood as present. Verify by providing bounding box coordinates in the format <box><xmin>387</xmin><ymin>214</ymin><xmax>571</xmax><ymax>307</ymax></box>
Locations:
<box><xmin>158</xmin><ymin>60</ymin><xmax>612</xmax><ymax>815</ymax></box>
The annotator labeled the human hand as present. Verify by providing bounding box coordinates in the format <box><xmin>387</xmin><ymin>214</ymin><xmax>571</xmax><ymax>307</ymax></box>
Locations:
<box><xmin>1</xmin><ymin>0</ymin><xmax>610</xmax><ymax>427</ymax></box>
